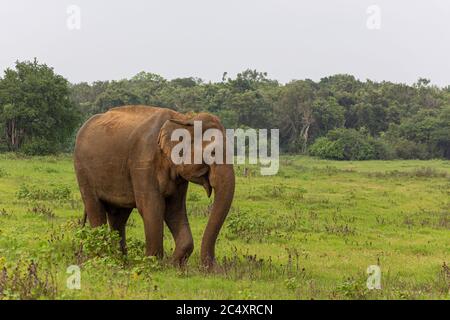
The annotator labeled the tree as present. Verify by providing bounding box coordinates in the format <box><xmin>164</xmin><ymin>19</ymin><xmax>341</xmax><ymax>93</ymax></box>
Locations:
<box><xmin>4</xmin><ymin>61</ymin><xmax>446</xmax><ymax>159</ymax></box>
<box><xmin>0</xmin><ymin>59</ymin><xmax>79</xmax><ymax>154</ymax></box>
<box><xmin>312</xmin><ymin>97</ymin><xmax>345</xmax><ymax>138</ymax></box>
<box><xmin>226</xmin><ymin>69</ymin><xmax>278</xmax><ymax>93</ymax></box>
<box><xmin>276</xmin><ymin>80</ymin><xmax>316</xmax><ymax>152</ymax></box>
<box><xmin>430</xmin><ymin>106</ymin><xmax>450</xmax><ymax>159</ymax></box>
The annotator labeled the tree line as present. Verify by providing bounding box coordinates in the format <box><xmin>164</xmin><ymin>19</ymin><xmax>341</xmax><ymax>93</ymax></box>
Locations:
<box><xmin>1</xmin><ymin>59</ymin><xmax>449</xmax><ymax>159</ymax></box>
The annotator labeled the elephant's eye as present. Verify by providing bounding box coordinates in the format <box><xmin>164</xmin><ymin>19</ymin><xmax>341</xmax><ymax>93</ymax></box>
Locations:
<box><xmin>211</xmin><ymin>150</ymin><xmax>216</xmax><ymax>157</ymax></box>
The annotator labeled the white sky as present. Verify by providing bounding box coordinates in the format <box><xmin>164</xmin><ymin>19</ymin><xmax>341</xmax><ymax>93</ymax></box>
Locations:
<box><xmin>1</xmin><ymin>0</ymin><xmax>449</xmax><ymax>85</ymax></box>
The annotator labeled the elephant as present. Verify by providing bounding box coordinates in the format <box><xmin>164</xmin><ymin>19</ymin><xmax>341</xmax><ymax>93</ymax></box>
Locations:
<box><xmin>74</xmin><ymin>105</ymin><xmax>235</xmax><ymax>268</ymax></box>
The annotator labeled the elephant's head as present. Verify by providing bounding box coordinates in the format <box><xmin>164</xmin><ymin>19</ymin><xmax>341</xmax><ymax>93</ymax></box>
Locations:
<box><xmin>158</xmin><ymin>112</ymin><xmax>235</xmax><ymax>268</ymax></box>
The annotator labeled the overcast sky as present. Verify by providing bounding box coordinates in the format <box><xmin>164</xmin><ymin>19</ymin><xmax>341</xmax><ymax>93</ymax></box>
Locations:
<box><xmin>1</xmin><ymin>0</ymin><xmax>449</xmax><ymax>85</ymax></box>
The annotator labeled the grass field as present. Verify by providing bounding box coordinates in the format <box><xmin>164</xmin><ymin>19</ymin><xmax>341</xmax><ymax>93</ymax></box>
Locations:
<box><xmin>0</xmin><ymin>153</ymin><xmax>448</xmax><ymax>300</ymax></box>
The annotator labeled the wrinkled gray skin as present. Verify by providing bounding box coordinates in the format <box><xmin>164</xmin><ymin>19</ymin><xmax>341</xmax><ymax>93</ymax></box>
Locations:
<box><xmin>74</xmin><ymin>105</ymin><xmax>235</xmax><ymax>268</ymax></box>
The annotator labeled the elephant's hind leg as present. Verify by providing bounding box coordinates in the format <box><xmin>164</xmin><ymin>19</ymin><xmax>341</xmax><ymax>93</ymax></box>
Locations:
<box><xmin>76</xmin><ymin>166</ymin><xmax>107</xmax><ymax>227</ymax></box>
<box><xmin>80</xmin><ymin>188</ymin><xmax>107</xmax><ymax>227</ymax></box>
<box><xmin>106</xmin><ymin>206</ymin><xmax>132</xmax><ymax>254</ymax></box>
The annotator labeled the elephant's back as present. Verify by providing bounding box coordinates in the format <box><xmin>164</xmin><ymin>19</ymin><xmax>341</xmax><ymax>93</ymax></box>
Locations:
<box><xmin>75</xmin><ymin>105</ymin><xmax>173</xmax><ymax>149</ymax></box>
<box><xmin>74</xmin><ymin>105</ymin><xmax>174</xmax><ymax>168</ymax></box>
<box><xmin>85</xmin><ymin>105</ymin><xmax>173</xmax><ymax>132</ymax></box>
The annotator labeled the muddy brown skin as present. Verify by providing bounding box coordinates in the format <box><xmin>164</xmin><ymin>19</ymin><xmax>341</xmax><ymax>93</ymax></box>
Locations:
<box><xmin>74</xmin><ymin>105</ymin><xmax>235</xmax><ymax>268</ymax></box>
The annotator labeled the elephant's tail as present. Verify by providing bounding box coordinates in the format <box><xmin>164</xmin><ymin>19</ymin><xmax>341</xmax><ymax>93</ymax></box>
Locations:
<box><xmin>81</xmin><ymin>210</ymin><xmax>87</xmax><ymax>227</ymax></box>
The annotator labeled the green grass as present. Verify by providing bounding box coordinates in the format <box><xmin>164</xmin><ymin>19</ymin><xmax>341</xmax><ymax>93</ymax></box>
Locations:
<box><xmin>0</xmin><ymin>153</ymin><xmax>449</xmax><ymax>299</ymax></box>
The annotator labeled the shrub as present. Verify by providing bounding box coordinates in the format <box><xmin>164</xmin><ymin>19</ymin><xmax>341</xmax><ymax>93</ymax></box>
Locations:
<box><xmin>309</xmin><ymin>128</ymin><xmax>376</xmax><ymax>160</ymax></box>
<box><xmin>75</xmin><ymin>225</ymin><xmax>122</xmax><ymax>262</ymax></box>
<box><xmin>335</xmin><ymin>276</ymin><xmax>369</xmax><ymax>299</ymax></box>
<box><xmin>309</xmin><ymin>137</ymin><xmax>344</xmax><ymax>160</ymax></box>
<box><xmin>226</xmin><ymin>208</ymin><xmax>268</xmax><ymax>242</ymax></box>
<box><xmin>392</xmin><ymin>138</ymin><xmax>429</xmax><ymax>160</ymax></box>
<box><xmin>371</xmin><ymin>139</ymin><xmax>395</xmax><ymax>160</ymax></box>
<box><xmin>16</xmin><ymin>184</ymin><xmax>71</xmax><ymax>201</ymax></box>
<box><xmin>21</xmin><ymin>138</ymin><xmax>59</xmax><ymax>156</ymax></box>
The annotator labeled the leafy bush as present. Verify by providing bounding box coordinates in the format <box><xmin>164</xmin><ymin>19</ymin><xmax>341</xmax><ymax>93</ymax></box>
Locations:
<box><xmin>335</xmin><ymin>276</ymin><xmax>369</xmax><ymax>299</ymax></box>
<box><xmin>75</xmin><ymin>225</ymin><xmax>122</xmax><ymax>261</ymax></box>
<box><xmin>16</xmin><ymin>184</ymin><xmax>71</xmax><ymax>201</ymax></box>
<box><xmin>371</xmin><ymin>139</ymin><xmax>395</xmax><ymax>160</ymax></box>
<box><xmin>309</xmin><ymin>128</ymin><xmax>376</xmax><ymax>160</ymax></box>
<box><xmin>309</xmin><ymin>137</ymin><xmax>344</xmax><ymax>160</ymax></box>
<box><xmin>226</xmin><ymin>208</ymin><xmax>268</xmax><ymax>242</ymax></box>
<box><xmin>21</xmin><ymin>138</ymin><xmax>59</xmax><ymax>156</ymax></box>
<box><xmin>391</xmin><ymin>138</ymin><xmax>429</xmax><ymax>160</ymax></box>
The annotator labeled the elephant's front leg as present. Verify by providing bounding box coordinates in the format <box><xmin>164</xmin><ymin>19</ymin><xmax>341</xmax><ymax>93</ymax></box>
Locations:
<box><xmin>136</xmin><ymin>191</ymin><xmax>165</xmax><ymax>258</ymax></box>
<box><xmin>165</xmin><ymin>183</ymin><xmax>194</xmax><ymax>266</ymax></box>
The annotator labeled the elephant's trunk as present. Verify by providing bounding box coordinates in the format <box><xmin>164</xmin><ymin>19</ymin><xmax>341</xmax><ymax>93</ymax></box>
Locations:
<box><xmin>201</xmin><ymin>163</ymin><xmax>235</xmax><ymax>268</ymax></box>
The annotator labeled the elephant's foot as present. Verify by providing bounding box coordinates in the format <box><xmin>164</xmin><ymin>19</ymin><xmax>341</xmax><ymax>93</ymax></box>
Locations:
<box><xmin>120</xmin><ymin>242</ymin><xmax>128</xmax><ymax>255</ymax></box>
<box><xmin>145</xmin><ymin>247</ymin><xmax>164</xmax><ymax>259</ymax></box>
<box><xmin>202</xmin><ymin>261</ymin><xmax>223</xmax><ymax>273</ymax></box>
<box><xmin>200</xmin><ymin>256</ymin><xmax>223</xmax><ymax>273</ymax></box>
<box><xmin>171</xmin><ymin>241</ymin><xmax>194</xmax><ymax>267</ymax></box>
<box><xmin>171</xmin><ymin>256</ymin><xmax>188</xmax><ymax>268</ymax></box>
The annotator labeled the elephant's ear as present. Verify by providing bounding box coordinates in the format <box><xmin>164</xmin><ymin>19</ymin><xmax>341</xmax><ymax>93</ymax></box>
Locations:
<box><xmin>158</xmin><ymin>118</ymin><xmax>194</xmax><ymax>160</ymax></box>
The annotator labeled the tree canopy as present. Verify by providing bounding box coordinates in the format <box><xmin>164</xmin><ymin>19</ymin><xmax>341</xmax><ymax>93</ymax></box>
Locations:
<box><xmin>1</xmin><ymin>59</ymin><xmax>449</xmax><ymax>159</ymax></box>
<box><xmin>0</xmin><ymin>59</ymin><xmax>79</xmax><ymax>154</ymax></box>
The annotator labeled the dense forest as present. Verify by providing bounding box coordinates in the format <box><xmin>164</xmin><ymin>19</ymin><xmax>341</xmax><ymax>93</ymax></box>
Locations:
<box><xmin>0</xmin><ymin>59</ymin><xmax>449</xmax><ymax>159</ymax></box>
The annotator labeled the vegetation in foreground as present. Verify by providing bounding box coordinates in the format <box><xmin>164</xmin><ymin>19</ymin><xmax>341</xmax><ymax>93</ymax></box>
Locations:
<box><xmin>0</xmin><ymin>154</ymin><xmax>449</xmax><ymax>299</ymax></box>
